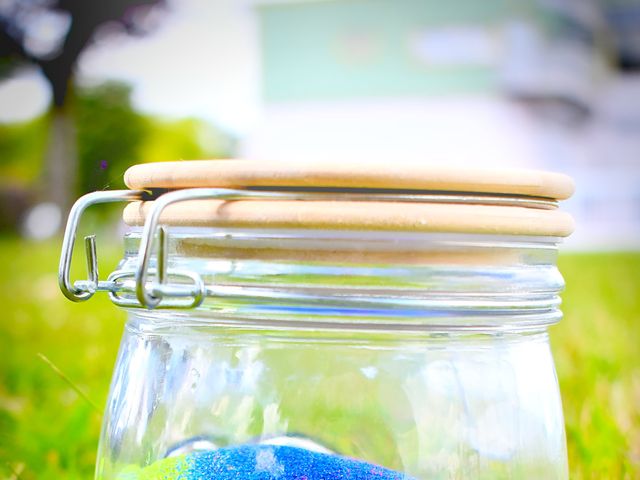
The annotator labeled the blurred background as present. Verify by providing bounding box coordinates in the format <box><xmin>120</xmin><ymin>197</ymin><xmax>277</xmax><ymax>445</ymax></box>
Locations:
<box><xmin>0</xmin><ymin>0</ymin><xmax>638</xmax><ymax>478</ymax></box>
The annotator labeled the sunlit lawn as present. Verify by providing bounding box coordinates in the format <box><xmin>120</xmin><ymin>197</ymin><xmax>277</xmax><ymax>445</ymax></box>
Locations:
<box><xmin>0</xmin><ymin>237</ymin><xmax>638</xmax><ymax>479</ymax></box>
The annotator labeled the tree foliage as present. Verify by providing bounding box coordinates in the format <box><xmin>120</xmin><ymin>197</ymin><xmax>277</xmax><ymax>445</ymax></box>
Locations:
<box><xmin>0</xmin><ymin>116</ymin><xmax>48</xmax><ymax>186</ymax></box>
<box><xmin>74</xmin><ymin>82</ymin><xmax>146</xmax><ymax>194</ymax></box>
<box><xmin>0</xmin><ymin>0</ymin><xmax>165</xmax><ymax>106</ymax></box>
<box><xmin>74</xmin><ymin>81</ymin><xmax>233</xmax><ymax>195</ymax></box>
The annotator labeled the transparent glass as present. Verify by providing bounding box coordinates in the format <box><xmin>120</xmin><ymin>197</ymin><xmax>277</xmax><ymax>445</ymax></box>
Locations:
<box><xmin>96</xmin><ymin>229</ymin><xmax>568</xmax><ymax>479</ymax></box>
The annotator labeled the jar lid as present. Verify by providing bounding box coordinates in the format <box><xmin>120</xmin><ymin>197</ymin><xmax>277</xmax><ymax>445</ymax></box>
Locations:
<box><xmin>125</xmin><ymin>160</ymin><xmax>574</xmax><ymax>199</ymax></box>
<box><xmin>122</xmin><ymin>160</ymin><xmax>575</xmax><ymax>237</ymax></box>
<box><xmin>59</xmin><ymin>160</ymin><xmax>575</xmax><ymax>309</ymax></box>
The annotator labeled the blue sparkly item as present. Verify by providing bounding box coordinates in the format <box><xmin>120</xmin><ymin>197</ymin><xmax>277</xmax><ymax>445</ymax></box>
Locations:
<box><xmin>191</xmin><ymin>445</ymin><xmax>412</xmax><ymax>479</ymax></box>
<box><xmin>128</xmin><ymin>444</ymin><xmax>414</xmax><ymax>480</ymax></box>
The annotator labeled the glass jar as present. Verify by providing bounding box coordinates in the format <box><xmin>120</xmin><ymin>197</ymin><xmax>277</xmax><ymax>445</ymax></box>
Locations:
<box><xmin>59</xmin><ymin>162</ymin><xmax>574</xmax><ymax>479</ymax></box>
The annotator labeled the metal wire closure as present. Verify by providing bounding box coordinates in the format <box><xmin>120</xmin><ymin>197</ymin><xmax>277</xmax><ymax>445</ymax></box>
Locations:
<box><xmin>134</xmin><ymin>188</ymin><xmax>294</xmax><ymax>308</ymax></box>
<box><xmin>107</xmin><ymin>267</ymin><xmax>207</xmax><ymax>309</ymax></box>
<box><xmin>60</xmin><ymin>187</ymin><xmax>561</xmax><ymax>309</ymax></box>
<box><xmin>58</xmin><ymin>190</ymin><xmax>146</xmax><ymax>302</ymax></box>
<box><xmin>58</xmin><ymin>187</ymin><xmax>294</xmax><ymax>309</ymax></box>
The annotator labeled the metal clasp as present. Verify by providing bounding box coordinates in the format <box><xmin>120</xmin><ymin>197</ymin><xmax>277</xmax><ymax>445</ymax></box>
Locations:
<box><xmin>60</xmin><ymin>187</ymin><xmax>290</xmax><ymax>309</ymax></box>
<box><xmin>133</xmin><ymin>188</ymin><xmax>286</xmax><ymax>308</ymax></box>
<box><xmin>107</xmin><ymin>266</ymin><xmax>206</xmax><ymax>309</ymax></box>
<box><xmin>58</xmin><ymin>190</ymin><xmax>146</xmax><ymax>302</ymax></box>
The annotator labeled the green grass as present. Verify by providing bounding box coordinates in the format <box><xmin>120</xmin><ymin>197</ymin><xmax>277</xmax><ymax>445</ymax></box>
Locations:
<box><xmin>555</xmin><ymin>253</ymin><xmax>640</xmax><ymax>479</ymax></box>
<box><xmin>0</xmin><ymin>238</ymin><xmax>125</xmax><ymax>480</ymax></box>
<box><xmin>0</xmin><ymin>238</ymin><xmax>638</xmax><ymax>479</ymax></box>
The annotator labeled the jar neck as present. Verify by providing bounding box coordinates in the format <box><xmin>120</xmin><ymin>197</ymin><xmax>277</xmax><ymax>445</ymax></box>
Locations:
<box><xmin>118</xmin><ymin>228</ymin><xmax>565</xmax><ymax>332</ymax></box>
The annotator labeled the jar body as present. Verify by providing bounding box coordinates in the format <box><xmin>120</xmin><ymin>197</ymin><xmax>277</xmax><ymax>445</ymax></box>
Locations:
<box><xmin>98</xmin><ymin>317</ymin><xmax>567</xmax><ymax>479</ymax></box>
<box><xmin>96</xmin><ymin>230</ymin><xmax>569</xmax><ymax>479</ymax></box>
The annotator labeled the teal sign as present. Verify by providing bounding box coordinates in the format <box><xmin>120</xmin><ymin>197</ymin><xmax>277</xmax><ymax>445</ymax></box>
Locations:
<box><xmin>259</xmin><ymin>0</ymin><xmax>526</xmax><ymax>102</ymax></box>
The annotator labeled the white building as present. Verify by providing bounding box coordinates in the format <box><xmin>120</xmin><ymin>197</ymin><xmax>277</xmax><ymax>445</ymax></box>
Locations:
<box><xmin>241</xmin><ymin>0</ymin><xmax>640</xmax><ymax>250</ymax></box>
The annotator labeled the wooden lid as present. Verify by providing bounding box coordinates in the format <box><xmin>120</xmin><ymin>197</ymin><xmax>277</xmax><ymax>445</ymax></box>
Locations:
<box><xmin>125</xmin><ymin>160</ymin><xmax>575</xmax><ymax>200</ymax></box>
<box><xmin>123</xmin><ymin>200</ymin><xmax>574</xmax><ymax>236</ymax></box>
<box><xmin>122</xmin><ymin>160</ymin><xmax>575</xmax><ymax>237</ymax></box>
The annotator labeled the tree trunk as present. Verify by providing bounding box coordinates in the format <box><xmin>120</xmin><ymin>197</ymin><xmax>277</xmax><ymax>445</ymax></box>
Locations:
<box><xmin>44</xmin><ymin>105</ymin><xmax>77</xmax><ymax>215</ymax></box>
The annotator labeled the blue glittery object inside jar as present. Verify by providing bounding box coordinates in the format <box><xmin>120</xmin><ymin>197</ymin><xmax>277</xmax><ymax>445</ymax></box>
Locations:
<box><xmin>194</xmin><ymin>445</ymin><xmax>413</xmax><ymax>479</ymax></box>
<box><xmin>123</xmin><ymin>445</ymin><xmax>414</xmax><ymax>480</ymax></box>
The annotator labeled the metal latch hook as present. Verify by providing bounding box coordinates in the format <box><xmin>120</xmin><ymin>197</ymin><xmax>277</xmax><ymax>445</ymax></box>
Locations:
<box><xmin>58</xmin><ymin>190</ymin><xmax>146</xmax><ymax>302</ymax></box>
<box><xmin>134</xmin><ymin>187</ymin><xmax>287</xmax><ymax>308</ymax></box>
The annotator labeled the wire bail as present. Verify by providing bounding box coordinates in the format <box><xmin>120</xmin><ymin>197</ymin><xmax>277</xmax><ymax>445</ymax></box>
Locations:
<box><xmin>60</xmin><ymin>187</ymin><xmax>331</xmax><ymax>308</ymax></box>
<box><xmin>133</xmin><ymin>188</ymin><xmax>288</xmax><ymax>308</ymax></box>
<box><xmin>60</xmin><ymin>185</ymin><xmax>567</xmax><ymax>310</ymax></box>
<box><xmin>58</xmin><ymin>190</ymin><xmax>146</xmax><ymax>302</ymax></box>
